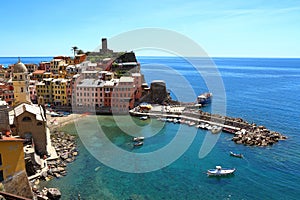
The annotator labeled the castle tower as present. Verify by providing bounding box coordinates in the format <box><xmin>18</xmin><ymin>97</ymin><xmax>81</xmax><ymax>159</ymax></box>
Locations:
<box><xmin>102</xmin><ymin>38</ymin><xmax>107</xmax><ymax>52</ymax></box>
<box><xmin>12</xmin><ymin>58</ymin><xmax>30</xmax><ymax>105</ymax></box>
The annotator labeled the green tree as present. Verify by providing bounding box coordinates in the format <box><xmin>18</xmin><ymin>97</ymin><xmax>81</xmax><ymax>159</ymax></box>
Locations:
<box><xmin>77</xmin><ymin>49</ymin><xmax>85</xmax><ymax>55</ymax></box>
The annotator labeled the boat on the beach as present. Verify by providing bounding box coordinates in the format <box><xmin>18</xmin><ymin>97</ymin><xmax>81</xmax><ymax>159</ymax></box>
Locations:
<box><xmin>230</xmin><ymin>151</ymin><xmax>243</xmax><ymax>158</ymax></box>
<box><xmin>133</xmin><ymin>136</ymin><xmax>145</xmax><ymax>142</ymax></box>
<box><xmin>211</xmin><ymin>126</ymin><xmax>222</xmax><ymax>134</ymax></box>
<box><xmin>133</xmin><ymin>141</ymin><xmax>144</xmax><ymax>147</ymax></box>
<box><xmin>197</xmin><ymin>92</ymin><xmax>212</xmax><ymax>105</ymax></box>
<box><xmin>207</xmin><ymin>166</ymin><xmax>236</xmax><ymax>176</ymax></box>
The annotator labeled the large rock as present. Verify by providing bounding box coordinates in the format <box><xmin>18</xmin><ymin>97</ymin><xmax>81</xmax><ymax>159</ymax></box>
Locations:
<box><xmin>47</xmin><ymin>188</ymin><xmax>61</xmax><ymax>200</ymax></box>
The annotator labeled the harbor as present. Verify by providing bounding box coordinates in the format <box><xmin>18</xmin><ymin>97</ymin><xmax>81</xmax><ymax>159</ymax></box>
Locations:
<box><xmin>129</xmin><ymin>104</ymin><xmax>287</xmax><ymax>147</ymax></box>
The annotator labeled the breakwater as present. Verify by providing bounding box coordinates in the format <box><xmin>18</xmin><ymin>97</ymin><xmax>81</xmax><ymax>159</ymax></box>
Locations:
<box><xmin>129</xmin><ymin>106</ymin><xmax>287</xmax><ymax>147</ymax></box>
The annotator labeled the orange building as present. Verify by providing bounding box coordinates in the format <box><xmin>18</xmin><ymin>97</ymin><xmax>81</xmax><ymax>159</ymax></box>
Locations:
<box><xmin>74</xmin><ymin>54</ymin><xmax>87</xmax><ymax>64</ymax></box>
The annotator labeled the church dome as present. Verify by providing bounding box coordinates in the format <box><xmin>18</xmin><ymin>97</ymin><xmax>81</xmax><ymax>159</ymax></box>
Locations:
<box><xmin>14</xmin><ymin>60</ymin><xmax>28</xmax><ymax>73</ymax></box>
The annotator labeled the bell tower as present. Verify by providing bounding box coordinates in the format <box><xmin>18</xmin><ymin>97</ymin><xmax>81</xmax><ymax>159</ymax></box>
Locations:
<box><xmin>12</xmin><ymin>58</ymin><xmax>30</xmax><ymax>105</ymax></box>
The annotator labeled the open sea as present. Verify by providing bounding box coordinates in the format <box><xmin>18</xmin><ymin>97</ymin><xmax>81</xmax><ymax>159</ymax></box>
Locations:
<box><xmin>1</xmin><ymin>56</ymin><xmax>300</xmax><ymax>199</ymax></box>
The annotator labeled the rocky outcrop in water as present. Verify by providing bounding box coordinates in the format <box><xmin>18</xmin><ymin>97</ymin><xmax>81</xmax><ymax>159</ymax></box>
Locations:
<box><xmin>232</xmin><ymin>126</ymin><xmax>287</xmax><ymax>146</ymax></box>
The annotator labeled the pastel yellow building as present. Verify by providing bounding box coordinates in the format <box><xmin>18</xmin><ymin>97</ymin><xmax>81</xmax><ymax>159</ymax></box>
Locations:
<box><xmin>50</xmin><ymin>58</ymin><xmax>65</xmax><ymax>74</ymax></box>
<box><xmin>0</xmin><ymin>137</ymin><xmax>25</xmax><ymax>182</ymax></box>
<box><xmin>36</xmin><ymin>78</ymin><xmax>53</xmax><ymax>105</ymax></box>
<box><xmin>0</xmin><ymin>136</ymin><xmax>33</xmax><ymax>199</ymax></box>
<box><xmin>52</xmin><ymin>78</ymin><xmax>68</xmax><ymax>106</ymax></box>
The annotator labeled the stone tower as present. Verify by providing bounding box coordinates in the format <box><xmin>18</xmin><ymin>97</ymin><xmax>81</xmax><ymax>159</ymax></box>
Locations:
<box><xmin>12</xmin><ymin>58</ymin><xmax>30</xmax><ymax>105</ymax></box>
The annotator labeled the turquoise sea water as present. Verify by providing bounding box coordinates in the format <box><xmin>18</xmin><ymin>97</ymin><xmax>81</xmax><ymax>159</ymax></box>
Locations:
<box><xmin>1</xmin><ymin>57</ymin><xmax>300</xmax><ymax>199</ymax></box>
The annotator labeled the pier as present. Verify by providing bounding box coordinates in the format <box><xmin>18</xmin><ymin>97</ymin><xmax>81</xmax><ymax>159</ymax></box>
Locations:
<box><xmin>129</xmin><ymin>105</ymin><xmax>287</xmax><ymax>147</ymax></box>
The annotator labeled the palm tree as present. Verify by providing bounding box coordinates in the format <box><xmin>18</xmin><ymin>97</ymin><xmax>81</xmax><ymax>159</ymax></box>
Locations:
<box><xmin>71</xmin><ymin>46</ymin><xmax>78</xmax><ymax>56</ymax></box>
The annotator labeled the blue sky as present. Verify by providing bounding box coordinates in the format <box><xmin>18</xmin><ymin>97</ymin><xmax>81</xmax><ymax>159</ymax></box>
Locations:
<box><xmin>1</xmin><ymin>0</ymin><xmax>300</xmax><ymax>57</ymax></box>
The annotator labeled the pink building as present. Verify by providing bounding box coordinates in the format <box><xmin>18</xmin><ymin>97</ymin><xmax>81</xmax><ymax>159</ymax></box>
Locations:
<box><xmin>73</xmin><ymin>71</ymin><xmax>143</xmax><ymax>113</ymax></box>
<box><xmin>39</xmin><ymin>61</ymin><xmax>51</xmax><ymax>72</ymax></box>
<box><xmin>29</xmin><ymin>80</ymin><xmax>38</xmax><ymax>104</ymax></box>
<box><xmin>111</xmin><ymin>77</ymin><xmax>135</xmax><ymax>113</ymax></box>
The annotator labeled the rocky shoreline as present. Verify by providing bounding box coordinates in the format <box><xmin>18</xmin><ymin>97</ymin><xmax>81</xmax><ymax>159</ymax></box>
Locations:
<box><xmin>31</xmin><ymin>131</ymin><xmax>78</xmax><ymax>200</ymax></box>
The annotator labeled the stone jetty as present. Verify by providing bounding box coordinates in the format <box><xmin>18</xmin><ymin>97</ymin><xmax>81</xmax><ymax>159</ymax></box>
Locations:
<box><xmin>130</xmin><ymin>105</ymin><xmax>287</xmax><ymax>147</ymax></box>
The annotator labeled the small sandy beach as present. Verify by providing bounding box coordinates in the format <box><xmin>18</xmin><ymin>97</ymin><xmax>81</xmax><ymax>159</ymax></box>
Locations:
<box><xmin>47</xmin><ymin>113</ymin><xmax>90</xmax><ymax>131</ymax></box>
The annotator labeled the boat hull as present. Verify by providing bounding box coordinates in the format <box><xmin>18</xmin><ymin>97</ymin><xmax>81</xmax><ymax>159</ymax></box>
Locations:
<box><xmin>230</xmin><ymin>151</ymin><xmax>243</xmax><ymax>158</ymax></box>
<box><xmin>207</xmin><ymin>168</ymin><xmax>236</xmax><ymax>176</ymax></box>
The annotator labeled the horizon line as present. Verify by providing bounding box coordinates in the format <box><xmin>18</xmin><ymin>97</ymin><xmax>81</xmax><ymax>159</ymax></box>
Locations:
<box><xmin>1</xmin><ymin>55</ymin><xmax>300</xmax><ymax>59</ymax></box>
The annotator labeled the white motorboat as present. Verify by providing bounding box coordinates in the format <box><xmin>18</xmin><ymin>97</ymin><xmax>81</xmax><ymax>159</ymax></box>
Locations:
<box><xmin>133</xmin><ymin>136</ymin><xmax>145</xmax><ymax>142</ymax></box>
<box><xmin>207</xmin><ymin>166</ymin><xmax>236</xmax><ymax>176</ymax></box>
<box><xmin>140</xmin><ymin>116</ymin><xmax>148</xmax><ymax>120</ymax></box>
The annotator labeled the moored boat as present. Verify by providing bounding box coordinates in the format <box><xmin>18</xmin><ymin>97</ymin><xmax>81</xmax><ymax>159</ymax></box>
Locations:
<box><xmin>230</xmin><ymin>151</ymin><xmax>243</xmax><ymax>158</ymax></box>
<box><xmin>207</xmin><ymin>166</ymin><xmax>236</xmax><ymax>176</ymax></box>
<box><xmin>133</xmin><ymin>141</ymin><xmax>144</xmax><ymax>147</ymax></box>
<box><xmin>197</xmin><ymin>92</ymin><xmax>212</xmax><ymax>105</ymax></box>
<box><xmin>133</xmin><ymin>136</ymin><xmax>145</xmax><ymax>142</ymax></box>
<box><xmin>140</xmin><ymin>116</ymin><xmax>148</xmax><ymax>120</ymax></box>
<box><xmin>211</xmin><ymin>126</ymin><xmax>222</xmax><ymax>134</ymax></box>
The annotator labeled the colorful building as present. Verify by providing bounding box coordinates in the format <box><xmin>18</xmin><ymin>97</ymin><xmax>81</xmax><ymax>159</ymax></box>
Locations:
<box><xmin>0</xmin><ymin>82</ymin><xmax>14</xmax><ymax>106</ymax></box>
<box><xmin>111</xmin><ymin>76</ymin><xmax>135</xmax><ymax>113</ymax></box>
<box><xmin>39</xmin><ymin>61</ymin><xmax>51</xmax><ymax>72</ymax></box>
<box><xmin>31</xmin><ymin>70</ymin><xmax>45</xmax><ymax>81</ymax></box>
<box><xmin>36</xmin><ymin>78</ymin><xmax>53</xmax><ymax>105</ymax></box>
<box><xmin>24</xmin><ymin>63</ymin><xmax>37</xmax><ymax>74</ymax></box>
<box><xmin>50</xmin><ymin>59</ymin><xmax>65</xmax><ymax>74</ymax></box>
<box><xmin>12</xmin><ymin>103</ymin><xmax>47</xmax><ymax>156</ymax></box>
<box><xmin>52</xmin><ymin>78</ymin><xmax>68</xmax><ymax>106</ymax></box>
<box><xmin>74</xmin><ymin>54</ymin><xmax>87</xmax><ymax>64</ymax></box>
<box><xmin>0</xmin><ymin>136</ymin><xmax>33</xmax><ymax>199</ymax></box>
<box><xmin>28</xmin><ymin>80</ymin><xmax>38</xmax><ymax>104</ymax></box>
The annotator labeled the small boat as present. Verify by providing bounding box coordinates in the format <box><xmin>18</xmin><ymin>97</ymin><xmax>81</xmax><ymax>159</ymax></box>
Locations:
<box><xmin>207</xmin><ymin>166</ymin><xmax>236</xmax><ymax>176</ymax></box>
<box><xmin>189</xmin><ymin>121</ymin><xmax>196</xmax><ymax>126</ymax></box>
<box><xmin>140</xmin><ymin>116</ymin><xmax>148</xmax><ymax>120</ymax></box>
<box><xmin>211</xmin><ymin>126</ymin><xmax>222</xmax><ymax>134</ymax></box>
<box><xmin>133</xmin><ymin>141</ymin><xmax>144</xmax><ymax>147</ymax></box>
<box><xmin>133</xmin><ymin>136</ymin><xmax>145</xmax><ymax>142</ymax></box>
<box><xmin>230</xmin><ymin>151</ymin><xmax>243</xmax><ymax>158</ymax></box>
<box><xmin>197</xmin><ymin>92</ymin><xmax>212</xmax><ymax>105</ymax></box>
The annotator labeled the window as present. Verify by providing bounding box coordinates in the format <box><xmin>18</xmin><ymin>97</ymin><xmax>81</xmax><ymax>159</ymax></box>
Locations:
<box><xmin>0</xmin><ymin>170</ymin><xmax>3</xmax><ymax>182</ymax></box>
<box><xmin>22</xmin><ymin>117</ymin><xmax>32</xmax><ymax>122</ymax></box>
<box><xmin>37</xmin><ymin>122</ymin><xmax>43</xmax><ymax>126</ymax></box>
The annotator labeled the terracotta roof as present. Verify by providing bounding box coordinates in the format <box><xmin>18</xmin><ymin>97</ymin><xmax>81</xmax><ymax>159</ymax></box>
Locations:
<box><xmin>33</xmin><ymin>70</ymin><xmax>46</xmax><ymax>74</ymax></box>
<box><xmin>0</xmin><ymin>136</ymin><xmax>25</xmax><ymax>142</ymax></box>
